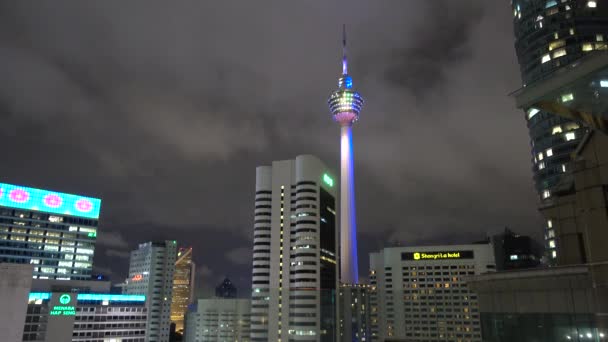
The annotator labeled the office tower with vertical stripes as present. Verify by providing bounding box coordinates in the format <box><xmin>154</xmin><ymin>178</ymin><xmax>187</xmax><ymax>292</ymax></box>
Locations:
<box><xmin>250</xmin><ymin>155</ymin><xmax>338</xmax><ymax>342</ymax></box>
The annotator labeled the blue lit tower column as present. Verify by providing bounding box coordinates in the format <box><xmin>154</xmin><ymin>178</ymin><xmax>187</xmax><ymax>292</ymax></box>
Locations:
<box><xmin>328</xmin><ymin>27</ymin><xmax>364</xmax><ymax>284</ymax></box>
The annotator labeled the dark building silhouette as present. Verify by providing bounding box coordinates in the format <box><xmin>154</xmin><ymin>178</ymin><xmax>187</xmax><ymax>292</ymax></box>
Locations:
<box><xmin>491</xmin><ymin>228</ymin><xmax>543</xmax><ymax>271</ymax></box>
<box><xmin>215</xmin><ymin>278</ymin><xmax>237</xmax><ymax>299</ymax></box>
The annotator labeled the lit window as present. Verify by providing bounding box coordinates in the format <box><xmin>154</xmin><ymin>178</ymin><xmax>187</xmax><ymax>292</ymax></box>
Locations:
<box><xmin>554</xmin><ymin>32</ymin><xmax>559</xmax><ymax>39</ymax></box>
<box><xmin>601</xmin><ymin>80</ymin><xmax>608</xmax><ymax>88</ymax></box>
<box><xmin>549</xmin><ymin>240</ymin><xmax>556</xmax><ymax>248</ymax></box>
<box><xmin>546</xmin><ymin>148</ymin><xmax>553</xmax><ymax>157</ymax></box>
<box><xmin>539</xmin><ymin>162</ymin><xmax>546</xmax><ymax>170</ymax></box>
<box><xmin>527</xmin><ymin>107</ymin><xmax>540</xmax><ymax>119</ymax></box>
<box><xmin>552</xmin><ymin>48</ymin><xmax>567</xmax><ymax>58</ymax></box>
<box><xmin>588</xmin><ymin>1</ymin><xmax>597</xmax><ymax>8</ymax></box>
<box><xmin>565</xmin><ymin>132</ymin><xmax>576</xmax><ymax>141</ymax></box>
<box><xmin>562</xmin><ymin>164</ymin><xmax>567</xmax><ymax>172</ymax></box>
<box><xmin>510</xmin><ymin>255</ymin><xmax>519</xmax><ymax>260</ymax></box>
<box><xmin>547</xmin><ymin>230</ymin><xmax>555</xmax><ymax>238</ymax></box>
<box><xmin>548</xmin><ymin>220</ymin><xmax>553</xmax><ymax>228</ymax></box>
<box><xmin>570</xmin><ymin>28</ymin><xmax>575</xmax><ymax>35</ymax></box>
<box><xmin>561</xmin><ymin>93</ymin><xmax>574</xmax><ymax>102</ymax></box>
<box><xmin>549</xmin><ymin>40</ymin><xmax>565</xmax><ymax>51</ymax></box>
<box><xmin>543</xmin><ymin>190</ymin><xmax>551</xmax><ymax>199</ymax></box>
<box><xmin>552</xmin><ymin>125</ymin><xmax>563</xmax><ymax>134</ymax></box>
<box><xmin>582</xmin><ymin>43</ymin><xmax>594</xmax><ymax>51</ymax></box>
<box><xmin>546</xmin><ymin>1</ymin><xmax>558</xmax><ymax>8</ymax></box>
<box><xmin>551</xmin><ymin>250</ymin><xmax>557</xmax><ymax>258</ymax></box>
<box><xmin>542</xmin><ymin>54</ymin><xmax>551</xmax><ymax>63</ymax></box>
<box><xmin>597</xmin><ymin>34</ymin><xmax>604</xmax><ymax>42</ymax></box>
<box><xmin>565</xmin><ymin>122</ymin><xmax>580</xmax><ymax>130</ymax></box>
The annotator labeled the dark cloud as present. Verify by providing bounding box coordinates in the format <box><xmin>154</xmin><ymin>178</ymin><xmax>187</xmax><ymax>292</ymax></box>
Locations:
<box><xmin>382</xmin><ymin>1</ymin><xmax>485</xmax><ymax>97</ymax></box>
<box><xmin>0</xmin><ymin>1</ymin><xmax>538</xmax><ymax>294</ymax></box>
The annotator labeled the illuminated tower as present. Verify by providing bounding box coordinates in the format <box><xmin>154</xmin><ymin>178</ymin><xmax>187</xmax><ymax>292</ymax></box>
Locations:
<box><xmin>328</xmin><ymin>26</ymin><xmax>364</xmax><ymax>284</ymax></box>
<box><xmin>170</xmin><ymin>247</ymin><xmax>195</xmax><ymax>334</ymax></box>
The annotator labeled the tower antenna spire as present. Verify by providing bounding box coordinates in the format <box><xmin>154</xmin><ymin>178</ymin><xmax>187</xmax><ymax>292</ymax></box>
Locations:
<box><xmin>342</xmin><ymin>24</ymin><xmax>348</xmax><ymax>75</ymax></box>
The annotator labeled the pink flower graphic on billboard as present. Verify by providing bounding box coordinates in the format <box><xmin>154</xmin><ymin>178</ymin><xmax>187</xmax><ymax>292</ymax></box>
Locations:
<box><xmin>44</xmin><ymin>194</ymin><xmax>63</xmax><ymax>208</ymax></box>
<box><xmin>0</xmin><ymin>188</ymin><xmax>3</xmax><ymax>200</ymax></box>
<box><xmin>75</xmin><ymin>199</ymin><xmax>93</xmax><ymax>213</ymax></box>
<box><xmin>9</xmin><ymin>189</ymin><xmax>30</xmax><ymax>203</ymax></box>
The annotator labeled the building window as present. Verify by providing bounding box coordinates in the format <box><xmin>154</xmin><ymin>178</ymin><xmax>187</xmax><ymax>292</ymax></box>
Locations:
<box><xmin>588</xmin><ymin>1</ymin><xmax>597</xmax><ymax>8</ymax></box>
<box><xmin>547</xmin><ymin>230</ymin><xmax>555</xmax><ymax>238</ymax></box>
<box><xmin>539</xmin><ymin>162</ymin><xmax>546</xmax><ymax>170</ymax></box>
<box><xmin>552</xmin><ymin>48</ymin><xmax>567</xmax><ymax>58</ymax></box>
<box><xmin>551</xmin><ymin>250</ymin><xmax>557</xmax><ymax>258</ymax></box>
<box><xmin>547</xmin><ymin>220</ymin><xmax>553</xmax><ymax>228</ymax></box>
<box><xmin>552</xmin><ymin>125</ymin><xmax>563</xmax><ymax>134</ymax></box>
<box><xmin>537</xmin><ymin>152</ymin><xmax>544</xmax><ymax>161</ymax></box>
<box><xmin>565</xmin><ymin>132</ymin><xmax>576</xmax><ymax>141</ymax></box>
<box><xmin>543</xmin><ymin>190</ymin><xmax>551</xmax><ymax>199</ymax></box>
<box><xmin>549</xmin><ymin>240</ymin><xmax>556</xmax><ymax>248</ymax></box>
<box><xmin>546</xmin><ymin>148</ymin><xmax>553</xmax><ymax>157</ymax></box>
<box><xmin>597</xmin><ymin>34</ymin><xmax>604</xmax><ymax>42</ymax></box>
<box><xmin>562</xmin><ymin>164</ymin><xmax>567</xmax><ymax>172</ymax></box>
<box><xmin>561</xmin><ymin>93</ymin><xmax>574</xmax><ymax>102</ymax></box>
<box><xmin>541</xmin><ymin>54</ymin><xmax>551</xmax><ymax>64</ymax></box>
<box><xmin>527</xmin><ymin>107</ymin><xmax>540</xmax><ymax>119</ymax></box>
<box><xmin>549</xmin><ymin>40</ymin><xmax>565</xmax><ymax>51</ymax></box>
<box><xmin>582</xmin><ymin>43</ymin><xmax>594</xmax><ymax>52</ymax></box>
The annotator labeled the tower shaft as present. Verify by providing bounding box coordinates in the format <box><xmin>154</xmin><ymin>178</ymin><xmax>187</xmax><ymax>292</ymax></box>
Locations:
<box><xmin>340</xmin><ymin>124</ymin><xmax>359</xmax><ymax>283</ymax></box>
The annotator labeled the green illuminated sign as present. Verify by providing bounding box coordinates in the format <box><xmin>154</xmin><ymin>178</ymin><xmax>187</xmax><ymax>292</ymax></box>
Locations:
<box><xmin>323</xmin><ymin>174</ymin><xmax>334</xmax><ymax>187</ymax></box>
<box><xmin>50</xmin><ymin>293</ymin><xmax>76</xmax><ymax>316</ymax></box>
<box><xmin>87</xmin><ymin>232</ymin><xmax>96</xmax><ymax>238</ymax></box>
<box><xmin>59</xmin><ymin>294</ymin><xmax>71</xmax><ymax>304</ymax></box>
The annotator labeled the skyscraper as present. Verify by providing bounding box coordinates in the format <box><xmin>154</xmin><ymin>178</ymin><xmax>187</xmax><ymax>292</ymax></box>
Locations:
<box><xmin>250</xmin><ymin>155</ymin><xmax>338</xmax><ymax>342</ymax></box>
<box><xmin>123</xmin><ymin>241</ymin><xmax>177</xmax><ymax>342</ymax></box>
<box><xmin>328</xmin><ymin>26</ymin><xmax>364</xmax><ymax>285</ymax></box>
<box><xmin>510</xmin><ymin>0</ymin><xmax>608</xmax><ymax>260</ymax></box>
<box><xmin>170</xmin><ymin>246</ymin><xmax>195</xmax><ymax>334</ymax></box>
<box><xmin>215</xmin><ymin>277</ymin><xmax>237</xmax><ymax>298</ymax></box>
<box><xmin>0</xmin><ymin>182</ymin><xmax>101</xmax><ymax>280</ymax></box>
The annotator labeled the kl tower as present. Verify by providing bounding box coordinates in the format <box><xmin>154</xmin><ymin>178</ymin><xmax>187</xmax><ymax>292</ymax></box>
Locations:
<box><xmin>328</xmin><ymin>26</ymin><xmax>364</xmax><ymax>284</ymax></box>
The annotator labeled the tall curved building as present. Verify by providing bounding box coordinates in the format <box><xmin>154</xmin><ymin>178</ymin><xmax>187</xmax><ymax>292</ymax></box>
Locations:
<box><xmin>511</xmin><ymin>0</ymin><xmax>608</xmax><ymax>260</ymax></box>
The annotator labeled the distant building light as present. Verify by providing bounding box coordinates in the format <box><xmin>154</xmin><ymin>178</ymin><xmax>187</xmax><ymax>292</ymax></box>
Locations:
<box><xmin>565</xmin><ymin>132</ymin><xmax>576</xmax><ymax>141</ymax></box>
<box><xmin>601</xmin><ymin>80</ymin><xmax>608</xmax><ymax>87</ymax></box>
<box><xmin>582</xmin><ymin>43</ymin><xmax>594</xmax><ymax>52</ymax></box>
<box><xmin>543</xmin><ymin>190</ymin><xmax>551</xmax><ymax>199</ymax></box>
<box><xmin>549</xmin><ymin>240</ymin><xmax>556</xmax><ymax>248</ymax></box>
<box><xmin>546</xmin><ymin>0</ymin><xmax>558</xmax><ymax>8</ymax></box>
<box><xmin>546</xmin><ymin>148</ymin><xmax>553</xmax><ymax>157</ymax></box>
<box><xmin>562</xmin><ymin>164</ymin><xmax>567</xmax><ymax>173</ymax></box>
<box><xmin>541</xmin><ymin>54</ymin><xmax>551</xmax><ymax>64</ymax></box>
<box><xmin>527</xmin><ymin>107</ymin><xmax>540</xmax><ymax>119</ymax></box>
<box><xmin>551</xmin><ymin>250</ymin><xmax>557</xmax><ymax>258</ymax></box>
<box><xmin>588</xmin><ymin>1</ymin><xmax>597</xmax><ymax>8</ymax></box>
<box><xmin>561</xmin><ymin>93</ymin><xmax>574</xmax><ymax>102</ymax></box>
<box><xmin>539</xmin><ymin>162</ymin><xmax>546</xmax><ymax>170</ymax></box>
<box><xmin>552</xmin><ymin>125</ymin><xmax>563</xmax><ymax>135</ymax></box>
<box><xmin>510</xmin><ymin>255</ymin><xmax>519</xmax><ymax>260</ymax></box>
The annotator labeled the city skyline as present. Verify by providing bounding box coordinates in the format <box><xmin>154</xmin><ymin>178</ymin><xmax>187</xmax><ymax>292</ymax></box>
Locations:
<box><xmin>0</xmin><ymin>1</ymin><xmax>539</xmax><ymax>293</ymax></box>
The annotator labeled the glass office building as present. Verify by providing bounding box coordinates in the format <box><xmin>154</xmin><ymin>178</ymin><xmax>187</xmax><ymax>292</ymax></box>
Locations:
<box><xmin>0</xmin><ymin>183</ymin><xmax>101</xmax><ymax>280</ymax></box>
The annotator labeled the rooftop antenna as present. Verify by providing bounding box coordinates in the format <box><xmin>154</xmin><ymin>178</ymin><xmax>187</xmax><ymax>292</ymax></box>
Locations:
<box><xmin>342</xmin><ymin>24</ymin><xmax>348</xmax><ymax>75</ymax></box>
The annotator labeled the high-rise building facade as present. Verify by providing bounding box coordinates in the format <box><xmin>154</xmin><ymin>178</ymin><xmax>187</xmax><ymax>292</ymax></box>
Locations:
<box><xmin>328</xmin><ymin>26</ymin><xmax>364</xmax><ymax>285</ymax></box>
<box><xmin>123</xmin><ymin>241</ymin><xmax>177</xmax><ymax>342</ymax></box>
<box><xmin>369</xmin><ymin>244</ymin><xmax>496</xmax><ymax>342</ymax></box>
<box><xmin>510</xmin><ymin>0</ymin><xmax>608</xmax><ymax>260</ymax></box>
<box><xmin>170</xmin><ymin>246</ymin><xmax>195</xmax><ymax>334</ymax></box>
<box><xmin>250</xmin><ymin>155</ymin><xmax>338</xmax><ymax>342</ymax></box>
<box><xmin>184</xmin><ymin>298</ymin><xmax>251</xmax><ymax>342</ymax></box>
<box><xmin>339</xmin><ymin>283</ymin><xmax>371</xmax><ymax>342</ymax></box>
<box><xmin>0</xmin><ymin>183</ymin><xmax>101</xmax><ymax>280</ymax></box>
<box><xmin>215</xmin><ymin>277</ymin><xmax>237</xmax><ymax>298</ymax></box>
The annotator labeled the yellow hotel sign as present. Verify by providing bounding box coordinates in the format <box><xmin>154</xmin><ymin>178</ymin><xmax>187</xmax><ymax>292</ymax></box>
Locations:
<box><xmin>402</xmin><ymin>251</ymin><xmax>474</xmax><ymax>261</ymax></box>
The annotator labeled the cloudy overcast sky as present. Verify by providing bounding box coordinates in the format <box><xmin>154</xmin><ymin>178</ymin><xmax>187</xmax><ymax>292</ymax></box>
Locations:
<box><xmin>0</xmin><ymin>1</ymin><xmax>540</xmax><ymax>295</ymax></box>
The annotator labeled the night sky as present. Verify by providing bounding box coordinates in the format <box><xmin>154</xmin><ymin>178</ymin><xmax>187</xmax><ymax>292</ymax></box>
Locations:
<box><xmin>0</xmin><ymin>1</ymin><xmax>541</xmax><ymax>296</ymax></box>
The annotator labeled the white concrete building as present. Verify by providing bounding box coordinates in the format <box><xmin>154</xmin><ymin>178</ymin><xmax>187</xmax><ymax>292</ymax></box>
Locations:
<box><xmin>0</xmin><ymin>263</ymin><xmax>33</xmax><ymax>342</ymax></box>
<box><xmin>250</xmin><ymin>155</ymin><xmax>339</xmax><ymax>342</ymax></box>
<box><xmin>123</xmin><ymin>241</ymin><xmax>177</xmax><ymax>342</ymax></box>
<box><xmin>369</xmin><ymin>244</ymin><xmax>496</xmax><ymax>342</ymax></box>
<box><xmin>184</xmin><ymin>298</ymin><xmax>250</xmax><ymax>342</ymax></box>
